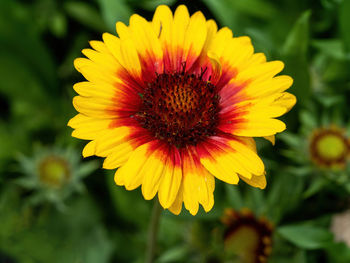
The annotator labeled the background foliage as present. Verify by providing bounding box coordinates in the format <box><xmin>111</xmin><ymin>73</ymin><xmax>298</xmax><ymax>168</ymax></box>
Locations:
<box><xmin>1</xmin><ymin>0</ymin><xmax>350</xmax><ymax>262</ymax></box>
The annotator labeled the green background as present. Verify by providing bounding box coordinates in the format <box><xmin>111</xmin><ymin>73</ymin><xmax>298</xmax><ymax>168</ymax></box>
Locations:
<box><xmin>1</xmin><ymin>0</ymin><xmax>350</xmax><ymax>262</ymax></box>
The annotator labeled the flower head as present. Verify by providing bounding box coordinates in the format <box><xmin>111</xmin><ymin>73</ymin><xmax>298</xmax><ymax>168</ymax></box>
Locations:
<box><xmin>68</xmin><ymin>5</ymin><xmax>296</xmax><ymax>215</ymax></box>
<box><xmin>38</xmin><ymin>155</ymin><xmax>71</xmax><ymax>188</ymax></box>
<box><xmin>17</xmin><ymin>145</ymin><xmax>97</xmax><ymax>210</ymax></box>
<box><xmin>309</xmin><ymin>127</ymin><xmax>349</xmax><ymax>168</ymax></box>
<box><xmin>222</xmin><ymin>208</ymin><xmax>273</xmax><ymax>263</ymax></box>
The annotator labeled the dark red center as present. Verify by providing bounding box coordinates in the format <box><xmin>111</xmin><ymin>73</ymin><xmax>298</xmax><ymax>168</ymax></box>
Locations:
<box><xmin>136</xmin><ymin>71</ymin><xmax>220</xmax><ymax>148</ymax></box>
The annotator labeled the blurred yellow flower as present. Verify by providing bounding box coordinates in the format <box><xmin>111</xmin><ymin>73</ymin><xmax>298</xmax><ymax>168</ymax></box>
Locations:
<box><xmin>68</xmin><ymin>5</ymin><xmax>295</xmax><ymax>215</ymax></box>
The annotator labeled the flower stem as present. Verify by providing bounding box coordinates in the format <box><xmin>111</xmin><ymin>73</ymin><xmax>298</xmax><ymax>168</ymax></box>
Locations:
<box><xmin>145</xmin><ymin>199</ymin><xmax>163</xmax><ymax>263</ymax></box>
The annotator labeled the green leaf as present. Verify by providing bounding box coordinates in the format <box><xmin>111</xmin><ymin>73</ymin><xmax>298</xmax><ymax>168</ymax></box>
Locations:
<box><xmin>64</xmin><ymin>2</ymin><xmax>106</xmax><ymax>32</ymax></box>
<box><xmin>140</xmin><ymin>0</ymin><xmax>177</xmax><ymax>11</ymax></box>
<box><xmin>303</xmin><ymin>177</ymin><xmax>328</xmax><ymax>198</ymax></box>
<box><xmin>106</xmin><ymin>171</ymin><xmax>150</xmax><ymax>226</ymax></box>
<box><xmin>201</xmin><ymin>0</ymin><xmax>238</xmax><ymax>27</ymax></box>
<box><xmin>49</xmin><ymin>12</ymin><xmax>67</xmax><ymax>38</ymax></box>
<box><xmin>326</xmin><ymin>241</ymin><xmax>350</xmax><ymax>263</ymax></box>
<box><xmin>225</xmin><ymin>184</ymin><xmax>243</xmax><ymax>210</ymax></box>
<box><xmin>203</xmin><ymin>0</ymin><xmax>277</xmax><ymax>24</ymax></box>
<box><xmin>278</xmin><ymin>224</ymin><xmax>333</xmax><ymax>249</ymax></box>
<box><xmin>0</xmin><ymin>0</ymin><xmax>56</xmax><ymax>92</ymax></box>
<box><xmin>266</xmin><ymin>173</ymin><xmax>304</xmax><ymax>223</ymax></box>
<box><xmin>284</xmin><ymin>166</ymin><xmax>313</xmax><ymax>177</ymax></box>
<box><xmin>244</xmin><ymin>188</ymin><xmax>265</xmax><ymax>215</ymax></box>
<box><xmin>283</xmin><ymin>11</ymin><xmax>311</xmax><ymax>55</ymax></box>
<box><xmin>282</xmin><ymin>10</ymin><xmax>311</xmax><ymax>106</ymax></box>
<box><xmin>311</xmin><ymin>39</ymin><xmax>349</xmax><ymax>60</ymax></box>
<box><xmin>278</xmin><ymin>132</ymin><xmax>302</xmax><ymax>148</ymax></box>
<box><xmin>97</xmin><ymin>0</ymin><xmax>132</xmax><ymax>32</ymax></box>
<box><xmin>76</xmin><ymin>160</ymin><xmax>99</xmax><ymax>178</ymax></box>
<box><xmin>300</xmin><ymin>109</ymin><xmax>318</xmax><ymax>129</ymax></box>
<box><xmin>316</xmin><ymin>94</ymin><xmax>344</xmax><ymax>108</ymax></box>
<box><xmin>156</xmin><ymin>246</ymin><xmax>188</xmax><ymax>263</ymax></box>
<box><xmin>0</xmin><ymin>190</ymin><xmax>113</xmax><ymax>263</ymax></box>
<box><xmin>339</xmin><ymin>0</ymin><xmax>350</xmax><ymax>53</ymax></box>
<box><xmin>228</xmin><ymin>0</ymin><xmax>277</xmax><ymax>20</ymax></box>
<box><xmin>292</xmin><ymin>250</ymin><xmax>308</xmax><ymax>263</ymax></box>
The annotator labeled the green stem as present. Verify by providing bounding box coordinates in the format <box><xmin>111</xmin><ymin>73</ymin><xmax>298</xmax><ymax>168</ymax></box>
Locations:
<box><xmin>145</xmin><ymin>199</ymin><xmax>163</xmax><ymax>263</ymax></box>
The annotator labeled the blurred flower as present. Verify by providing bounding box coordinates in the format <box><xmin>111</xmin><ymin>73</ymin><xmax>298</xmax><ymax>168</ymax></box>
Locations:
<box><xmin>331</xmin><ymin>209</ymin><xmax>350</xmax><ymax>248</ymax></box>
<box><xmin>309</xmin><ymin>126</ymin><xmax>349</xmax><ymax>169</ymax></box>
<box><xmin>38</xmin><ymin>155</ymin><xmax>71</xmax><ymax>188</ymax></box>
<box><xmin>68</xmin><ymin>4</ymin><xmax>295</xmax><ymax>215</ymax></box>
<box><xmin>281</xmin><ymin>105</ymin><xmax>350</xmax><ymax>196</ymax></box>
<box><xmin>17</xmin><ymin>145</ymin><xmax>98</xmax><ymax>210</ymax></box>
<box><xmin>221</xmin><ymin>208</ymin><xmax>273</xmax><ymax>263</ymax></box>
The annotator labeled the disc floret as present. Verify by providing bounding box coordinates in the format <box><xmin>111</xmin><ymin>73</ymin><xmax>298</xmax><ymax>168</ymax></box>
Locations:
<box><xmin>136</xmin><ymin>69</ymin><xmax>220</xmax><ymax>148</ymax></box>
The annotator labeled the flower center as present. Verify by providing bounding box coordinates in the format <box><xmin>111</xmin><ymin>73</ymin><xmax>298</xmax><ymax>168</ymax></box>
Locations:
<box><xmin>39</xmin><ymin>156</ymin><xmax>70</xmax><ymax>188</ymax></box>
<box><xmin>316</xmin><ymin>135</ymin><xmax>346</xmax><ymax>160</ymax></box>
<box><xmin>309</xmin><ymin>128</ymin><xmax>349</xmax><ymax>167</ymax></box>
<box><xmin>136</xmin><ymin>71</ymin><xmax>220</xmax><ymax>148</ymax></box>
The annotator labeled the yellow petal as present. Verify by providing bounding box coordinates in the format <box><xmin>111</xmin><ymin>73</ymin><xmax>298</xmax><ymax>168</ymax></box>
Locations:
<box><xmin>198</xmin><ymin>142</ymin><xmax>240</xmax><ymax>184</ymax></box>
<box><xmin>158</xmin><ymin>150</ymin><xmax>182</xmax><ymax>208</ymax></box>
<box><xmin>233</xmin><ymin>118</ymin><xmax>286</xmax><ymax>137</ymax></box>
<box><xmin>199</xmin><ymin>137</ymin><xmax>264</xmax><ymax>181</ymax></box>
<box><xmin>244</xmin><ymin>75</ymin><xmax>293</xmax><ymax>98</ymax></box>
<box><xmin>202</xmin><ymin>20</ymin><xmax>218</xmax><ymax>53</ymax></box>
<box><xmin>102</xmin><ymin>33</ymin><xmax>125</xmax><ymax>67</ymax></box>
<box><xmin>73</xmin><ymin>81</ymin><xmax>117</xmax><ymax>100</ymax></box>
<box><xmin>82</xmin><ymin>140</ymin><xmax>96</xmax><ymax>157</ymax></box>
<box><xmin>82</xmin><ymin>48</ymin><xmax>120</xmax><ymax>72</ymax></box>
<box><xmin>152</xmin><ymin>5</ymin><xmax>173</xmax><ymax>42</ymax></box>
<box><xmin>114</xmin><ymin>168</ymin><xmax>125</xmax><ymax>186</ymax></box>
<box><xmin>272</xmin><ymin>92</ymin><xmax>297</xmax><ymax>113</ymax></box>
<box><xmin>240</xmin><ymin>174</ymin><xmax>267</xmax><ymax>189</ymax></box>
<box><xmin>72</xmin><ymin>96</ymin><xmax>116</xmax><ymax>118</ymax></box>
<box><xmin>182</xmin><ymin>10</ymin><xmax>207</xmax><ymax>68</ymax></box>
<box><xmin>94</xmin><ymin>127</ymin><xmax>132</xmax><ymax>157</ymax></box>
<box><xmin>141</xmin><ymin>148</ymin><xmax>167</xmax><ymax>200</ymax></box>
<box><xmin>221</xmin><ymin>36</ymin><xmax>254</xmax><ymax>71</ymax></box>
<box><xmin>208</xmin><ymin>27</ymin><xmax>233</xmax><ymax>58</ymax></box>
<box><xmin>102</xmin><ymin>141</ymin><xmax>134</xmax><ymax>169</ymax></box>
<box><xmin>168</xmin><ymin>182</ymin><xmax>184</xmax><ymax>215</ymax></box>
<box><xmin>74</xmin><ymin>58</ymin><xmax>119</xmax><ymax>85</ymax></box>
<box><xmin>207</xmin><ymin>51</ymin><xmax>222</xmax><ymax>81</ymax></box>
<box><xmin>68</xmin><ymin>113</ymin><xmax>112</xmax><ymax>140</ymax></box>
<box><xmin>264</xmin><ymin>135</ymin><xmax>275</xmax><ymax>145</ymax></box>
<box><xmin>240</xmin><ymin>52</ymin><xmax>266</xmax><ymax>71</ymax></box>
<box><xmin>182</xmin><ymin>149</ymin><xmax>215</xmax><ymax>215</ymax></box>
<box><xmin>119</xmin><ymin>38</ymin><xmax>141</xmax><ymax>77</ymax></box>
<box><xmin>237</xmin><ymin>60</ymin><xmax>284</xmax><ymax>83</ymax></box>
<box><xmin>116</xmin><ymin>21</ymin><xmax>130</xmax><ymax>39</ymax></box>
<box><xmin>172</xmin><ymin>5</ymin><xmax>190</xmax><ymax>48</ymax></box>
<box><xmin>228</xmin><ymin>139</ymin><xmax>265</xmax><ymax>176</ymax></box>
<box><xmin>114</xmin><ymin>142</ymin><xmax>152</xmax><ymax>190</ymax></box>
<box><xmin>89</xmin><ymin>40</ymin><xmax>109</xmax><ymax>53</ymax></box>
<box><xmin>128</xmin><ymin>14</ymin><xmax>163</xmax><ymax>63</ymax></box>
<box><xmin>200</xmin><ymin>173</ymin><xmax>215</xmax><ymax>212</ymax></box>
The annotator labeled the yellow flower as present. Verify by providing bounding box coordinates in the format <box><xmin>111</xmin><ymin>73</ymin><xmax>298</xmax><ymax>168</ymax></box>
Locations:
<box><xmin>68</xmin><ymin>5</ymin><xmax>296</xmax><ymax>215</ymax></box>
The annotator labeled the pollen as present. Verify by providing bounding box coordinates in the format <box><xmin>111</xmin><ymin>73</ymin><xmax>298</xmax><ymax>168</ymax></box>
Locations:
<box><xmin>136</xmin><ymin>70</ymin><xmax>220</xmax><ymax>148</ymax></box>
